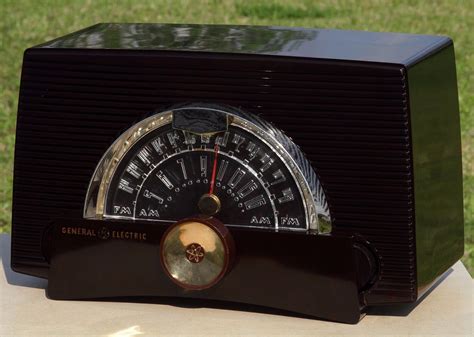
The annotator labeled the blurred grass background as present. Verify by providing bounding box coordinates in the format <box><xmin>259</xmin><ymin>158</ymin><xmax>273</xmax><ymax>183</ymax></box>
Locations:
<box><xmin>0</xmin><ymin>0</ymin><xmax>472</xmax><ymax>275</ymax></box>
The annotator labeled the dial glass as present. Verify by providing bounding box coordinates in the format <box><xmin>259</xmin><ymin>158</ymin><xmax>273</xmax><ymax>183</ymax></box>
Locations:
<box><xmin>85</xmin><ymin>106</ymin><xmax>331</xmax><ymax>231</ymax></box>
<box><xmin>106</xmin><ymin>123</ymin><xmax>305</xmax><ymax>229</ymax></box>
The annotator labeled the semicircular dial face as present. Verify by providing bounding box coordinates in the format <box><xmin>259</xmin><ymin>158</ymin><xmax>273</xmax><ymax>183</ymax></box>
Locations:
<box><xmin>86</xmin><ymin>106</ymin><xmax>331</xmax><ymax>231</ymax></box>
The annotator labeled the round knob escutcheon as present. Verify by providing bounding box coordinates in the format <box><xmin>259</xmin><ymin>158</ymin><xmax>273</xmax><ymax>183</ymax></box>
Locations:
<box><xmin>160</xmin><ymin>216</ymin><xmax>235</xmax><ymax>290</ymax></box>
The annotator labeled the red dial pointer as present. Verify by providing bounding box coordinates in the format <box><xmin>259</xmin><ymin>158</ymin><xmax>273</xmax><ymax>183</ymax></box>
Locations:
<box><xmin>209</xmin><ymin>144</ymin><xmax>219</xmax><ymax>194</ymax></box>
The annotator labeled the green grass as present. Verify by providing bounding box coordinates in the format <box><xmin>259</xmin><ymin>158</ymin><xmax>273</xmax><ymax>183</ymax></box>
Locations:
<box><xmin>0</xmin><ymin>0</ymin><xmax>472</xmax><ymax>275</ymax></box>
<box><xmin>236</xmin><ymin>2</ymin><xmax>334</xmax><ymax>19</ymax></box>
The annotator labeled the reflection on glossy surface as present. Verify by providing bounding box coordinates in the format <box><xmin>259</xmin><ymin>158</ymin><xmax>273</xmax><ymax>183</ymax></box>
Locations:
<box><xmin>37</xmin><ymin>23</ymin><xmax>450</xmax><ymax>65</ymax></box>
<box><xmin>42</xmin><ymin>23</ymin><xmax>317</xmax><ymax>54</ymax></box>
<box><xmin>408</xmin><ymin>45</ymin><xmax>464</xmax><ymax>291</ymax></box>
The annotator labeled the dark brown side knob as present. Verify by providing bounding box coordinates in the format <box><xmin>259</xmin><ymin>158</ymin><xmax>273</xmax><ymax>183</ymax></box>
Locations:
<box><xmin>160</xmin><ymin>216</ymin><xmax>235</xmax><ymax>290</ymax></box>
<box><xmin>353</xmin><ymin>242</ymin><xmax>379</xmax><ymax>291</ymax></box>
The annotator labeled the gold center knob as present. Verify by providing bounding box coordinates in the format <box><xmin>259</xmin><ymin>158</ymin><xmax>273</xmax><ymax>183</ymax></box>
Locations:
<box><xmin>160</xmin><ymin>217</ymin><xmax>234</xmax><ymax>290</ymax></box>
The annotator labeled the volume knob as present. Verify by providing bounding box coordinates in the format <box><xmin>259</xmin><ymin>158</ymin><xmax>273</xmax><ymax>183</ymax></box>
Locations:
<box><xmin>160</xmin><ymin>216</ymin><xmax>235</xmax><ymax>290</ymax></box>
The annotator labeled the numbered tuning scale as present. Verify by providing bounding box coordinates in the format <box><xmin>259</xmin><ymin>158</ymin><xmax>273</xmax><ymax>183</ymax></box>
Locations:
<box><xmin>47</xmin><ymin>104</ymin><xmax>377</xmax><ymax>324</ymax></box>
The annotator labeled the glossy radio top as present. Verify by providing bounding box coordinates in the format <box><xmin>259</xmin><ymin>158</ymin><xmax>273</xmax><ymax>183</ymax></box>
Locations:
<box><xmin>33</xmin><ymin>23</ymin><xmax>451</xmax><ymax>67</ymax></box>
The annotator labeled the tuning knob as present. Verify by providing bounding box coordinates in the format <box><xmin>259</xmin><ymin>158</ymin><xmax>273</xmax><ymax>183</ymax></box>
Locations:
<box><xmin>160</xmin><ymin>216</ymin><xmax>235</xmax><ymax>290</ymax></box>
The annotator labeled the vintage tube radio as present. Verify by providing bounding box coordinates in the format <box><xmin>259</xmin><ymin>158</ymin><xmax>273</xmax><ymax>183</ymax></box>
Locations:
<box><xmin>11</xmin><ymin>23</ymin><xmax>464</xmax><ymax>323</ymax></box>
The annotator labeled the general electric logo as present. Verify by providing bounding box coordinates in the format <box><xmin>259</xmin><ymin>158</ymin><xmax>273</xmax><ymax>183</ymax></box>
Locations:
<box><xmin>60</xmin><ymin>226</ymin><xmax>147</xmax><ymax>241</ymax></box>
<box><xmin>97</xmin><ymin>226</ymin><xmax>110</xmax><ymax>240</ymax></box>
